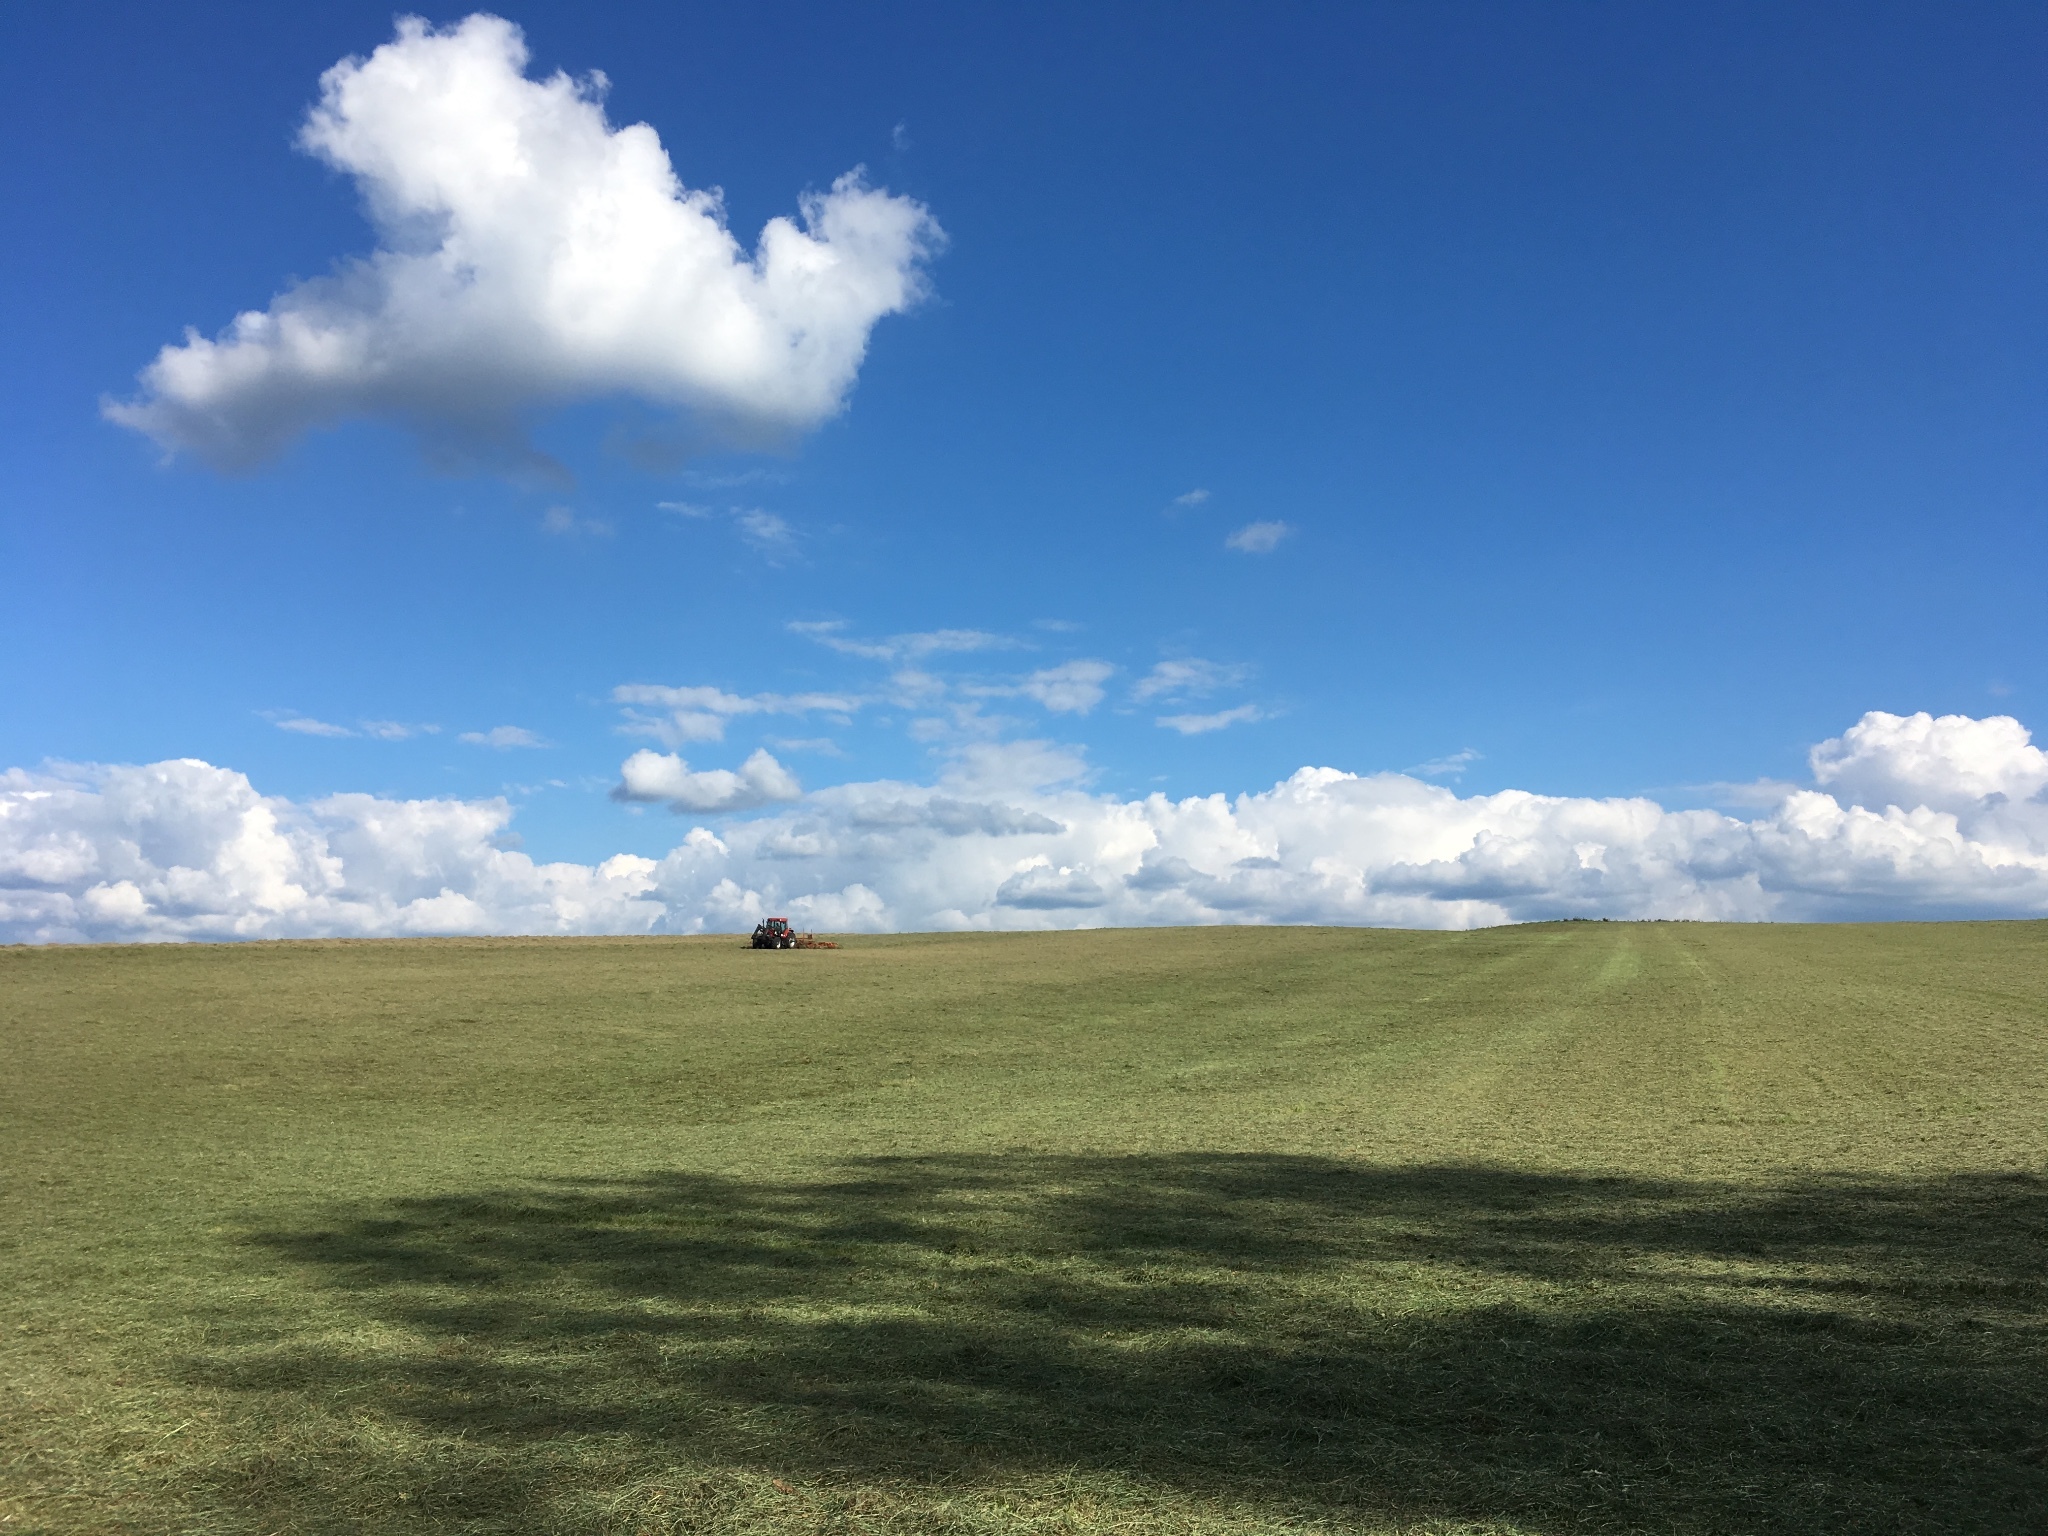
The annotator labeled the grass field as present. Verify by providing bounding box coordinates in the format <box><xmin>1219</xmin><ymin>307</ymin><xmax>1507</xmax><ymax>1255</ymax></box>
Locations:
<box><xmin>2</xmin><ymin>922</ymin><xmax>2045</xmax><ymax>1535</ymax></box>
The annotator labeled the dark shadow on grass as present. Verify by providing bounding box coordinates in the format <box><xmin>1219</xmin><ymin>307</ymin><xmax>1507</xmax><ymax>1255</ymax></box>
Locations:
<box><xmin>204</xmin><ymin>1158</ymin><xmax>2048</xmax><ymax>1533</ymax></box>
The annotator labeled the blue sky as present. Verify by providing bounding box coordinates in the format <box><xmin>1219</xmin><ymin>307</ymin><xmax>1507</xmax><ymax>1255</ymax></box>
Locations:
<box><xmin>4</xmin><ymin>3</ymin><xmax>2047</xmax><ymax>938</ymax></box>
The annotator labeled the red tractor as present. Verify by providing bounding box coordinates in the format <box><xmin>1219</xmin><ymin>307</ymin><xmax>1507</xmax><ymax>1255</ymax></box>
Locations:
<box><xmin>750</xmin><ymin>918</ymin><xmax>838</xmax><ymax>950</ymax></box>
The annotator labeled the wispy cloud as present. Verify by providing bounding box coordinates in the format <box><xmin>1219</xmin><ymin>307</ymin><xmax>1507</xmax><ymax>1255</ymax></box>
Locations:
<box><xmin>1131</xmin><ymin>657</ymin><xmax>1252</xmax><ymax>703</ymax></box>
<box><xmin>270</xmin><ymin>713</ymin><xmax>440</xmax><ymax>741</ymax></box>
<box><xmin>274</xmin><ymin>716</ymin><xmax>353</xmax><ymax>738</ymax></box>
<box><xmin>461</xmin><ymin>725</ymin><xmax>548</xmax><ymax>749</ymax></box>
<box><xmin>679</xmin><ymin>467</ymin><xmax>793</xmax><ymax>490</ymax></box>
<box><xmin>662</xmin><ymin>501</ymin><xmax>798</xmax><ymax>560</ymax></box>
<box><xmin>542</xmin><ymin>506</ymin><xmax>612</xmax><ymax>536</ymax></box>
<box><xmin>765</xmin><ymin>736</ymin><xmax>848</xmax><ymax>757</ymax></box>
<box><xmin>614</xmin><ymin>683</ymin><xmax>862</xmax><ymax>746</ymax></box>
<box><xmin>789</xmin><ymin>621</ymin><xmax>1018</xmax><ymax>663</ymax></box>
<box><xmin>1405</xmin><ymin>748</ymin><xmax>1482</xmax><ymax>779</ymax></box>
<box><xmin>1158</xmin><ymin>704</ymin><xmax>1264</xmax><ymax>735</ymax></box>
<box><xmin>1683</xmin><ymin>777</ymin><xmax>1806</xmax><ymax>809</ymax></box>
<box><xmin>1225</xmin><ymin>520</ymin><xmax>1292</xmax><ymax>554</ymax></box>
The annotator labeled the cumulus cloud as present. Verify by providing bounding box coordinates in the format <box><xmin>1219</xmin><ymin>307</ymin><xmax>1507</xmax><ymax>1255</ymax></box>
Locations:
<box><xmin>1159</xmin><ymin>704</ymin><xmax>1264</xmax><ymax>735</ymax></box>
<box><xmin>1226</xmin><ymin>520</ymin><xmax>1292</xmax><ymax>553</ymax></box>
<box><xmin>103</xmin><ymin>14</ymin><xmax>941</xmax><ymax>469</ymax></box>
<box><xmin>460</xmin><ymin>726</ymin><xmax>546</xmax><ymax>749</ymax></box>
<box><xmin>612</xmin><ymin>747</ymin><xmax>801</xmax><ymax>813</ymax></box>
<box><xmin>996</xmin><ymin>861</ymin><xmax>1109</xmax><ymax>910</ymax></box>
<box><xmin>1810</xmin><ymin>711</ymin><xmax>2048</xmax><ymax>814</ymax></box>
<box><xmin>0</xmin><ymin>759</ymin><xmax>663</xmax><ymax>943</ymax></box>
<box><xmin>10</xmin><ymin>711</ymin><xmax>2048</xmax><ymax>943</ymax></box>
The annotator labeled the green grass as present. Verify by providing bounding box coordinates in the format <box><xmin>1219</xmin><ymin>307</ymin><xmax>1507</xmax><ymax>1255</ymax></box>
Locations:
<box><xmin>2</xmin><ymin>922</ymin><xmax>2044</xmax><ymax>1534</ymax></box>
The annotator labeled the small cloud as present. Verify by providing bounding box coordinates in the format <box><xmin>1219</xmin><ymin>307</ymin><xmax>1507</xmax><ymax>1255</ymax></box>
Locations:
<box><xmin>1989</xmin><ymin>680</ymin><xmax>2015</xmax><ymax>697</ymax></box>
<box><xmin>1018</xmin><ymin>660</ymin><xmax>1114</xmax><ymax>715</ymax></box>
<box><xmin>1158</xmin><ymin>704</ymin><xmax>1264</xmax><ymax>735</ymax></box>
<box><xmin>461</xmin><ymin>725</ymin><xmax>548</xmax><ymax>749</ymax></box>
<box><xmin>892</xmin><ymin>120</ymin><xmax>912</xmax><ymax>151</ymax></box>
<box><xmin>1225</xmin><ymin>520</ymin><xmax>1291</xmax><ymax>554</ymax></box>
<box><xmin>1131</xmin><ymin>657</ymin><xmax>1250</xmax><ymax>703</ymax></box>
<box><xmin>1171</xmin><ymin>488</ymin><xmax>1210</xmax><ymax>508</ymax></box>
<box><xmin>656</xmin><ymin>500</ymin><xmax>714</xmax><ymax>518</ymax></box>
<box><xmin>612</xmin><ymin>747</ymin><xmax>801</xmax><ymax>813</ymax></box>
<box><xmin>542</xmin><ymin>506</ymin><xmax>611</xmax><ymax>536</ymax></box>
<box><xmin>888</xmin><ymin>669</ymin><xmax>947</xmax><ymax>705</ymax></box>
<box><xmin>274</xmin><ymin>716</ymin><xmax>354</xmax><ymax>738</ymax></box>
<box><xmin>1405</xmin><ymin>748</ymin><xmax>1482</xmax><ymax>780</ymax></box>
<box><xmin>734</xmin><ymin>507</ymin><xmax>794</xmax><ymax>553</ymax></box>
<box><xmin>359</xmin><ymin>720</ymin><xmax>440</xmax><ymax>740</ymax></box>
<box><xmin>1033</xmin><ymin>618</ymin><xmax>1083</xmax><ymax>633</ymax></box>
<box><xmin>765</xmin><ymin>736</ymin><xmax>847</xmax><ymax>757</ymax></box>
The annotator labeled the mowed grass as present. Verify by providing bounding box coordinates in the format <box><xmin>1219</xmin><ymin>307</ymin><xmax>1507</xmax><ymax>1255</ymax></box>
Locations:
<box><xmin>1</xmin><ymin>923</ymin><xmax>2045</xmax><ymax>1535</ymax></box>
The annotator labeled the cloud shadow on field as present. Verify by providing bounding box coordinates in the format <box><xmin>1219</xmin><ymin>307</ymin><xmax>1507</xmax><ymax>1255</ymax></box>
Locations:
<box><xmin>204</xmin><ymin>1158</ymin><xmax>2048</xmax><ymax>1533</ymax></box>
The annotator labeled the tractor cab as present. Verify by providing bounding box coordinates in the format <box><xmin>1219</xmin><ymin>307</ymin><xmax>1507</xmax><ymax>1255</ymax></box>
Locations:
<box><xmin>750</xmin><ymin>917</ymin><xmax>795</xmax><ymax>949</ymax></box>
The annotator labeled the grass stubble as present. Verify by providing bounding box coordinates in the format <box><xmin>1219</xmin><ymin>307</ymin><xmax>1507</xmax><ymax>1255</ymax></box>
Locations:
<box><xmin>0</xmin><ymin>921</ymin><xmax>2043</xmax><ymax>1534</ymax></box>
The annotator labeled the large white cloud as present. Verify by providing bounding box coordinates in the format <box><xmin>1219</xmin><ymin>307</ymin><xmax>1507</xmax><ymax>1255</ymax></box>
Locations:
<box><xmin>1810</xmin><ymin>710</ymin><xmax>2048</xmax><ymax>814</ymax></box>
<box><xmin>103</xmin><ymin>14</ymin><xmax>941</xmax><ymax>467</ymax></box>
<box><xmin>7</xmin><ymin>711</ymin><xmax>2048</xmax><ymax>943</ymax></box>
<box><xmin>0</xmin><ymin>760</ymin><xmax>663</xmax><ymax>943</ymax></box>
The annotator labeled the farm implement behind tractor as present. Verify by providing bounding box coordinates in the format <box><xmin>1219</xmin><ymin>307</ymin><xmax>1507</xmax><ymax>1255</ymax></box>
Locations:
<box><xmin>749</xmin><ymin>917</ymin><xmax>838</xmax><ymax>950</ymax></box>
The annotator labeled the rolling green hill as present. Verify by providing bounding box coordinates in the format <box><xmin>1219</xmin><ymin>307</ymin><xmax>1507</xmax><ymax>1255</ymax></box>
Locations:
<box><xmin>2</xmin><ymin>923</ymin><xmax>2044</xmax><ymax>1534</ymax></box>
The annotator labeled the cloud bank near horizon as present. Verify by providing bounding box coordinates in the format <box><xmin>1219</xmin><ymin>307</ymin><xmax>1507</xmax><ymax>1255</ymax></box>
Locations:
<box><xmin>5</xmin><ymin>712</ymin><xmax>2047</xmax><ymax>944</ymax></box>
<box><xmin>104</xmin><ymin>13</ymin><xmax>941</xmax><ymax>469</ymax></box>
